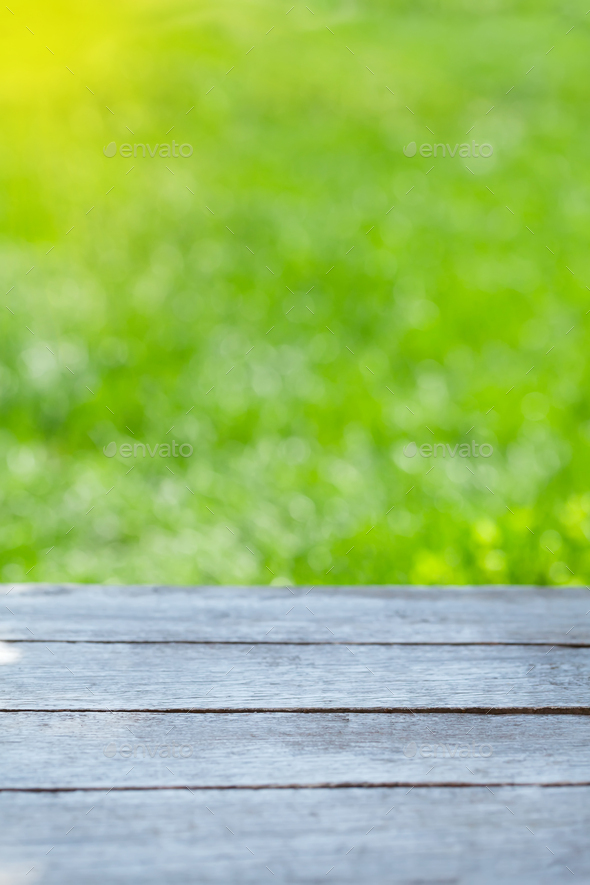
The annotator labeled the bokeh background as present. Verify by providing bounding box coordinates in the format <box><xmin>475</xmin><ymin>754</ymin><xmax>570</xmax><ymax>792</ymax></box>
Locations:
<box><xmin>1</xmin><ymin>0</ymin><xmax>590</xmax><ymax>586</ymax></box>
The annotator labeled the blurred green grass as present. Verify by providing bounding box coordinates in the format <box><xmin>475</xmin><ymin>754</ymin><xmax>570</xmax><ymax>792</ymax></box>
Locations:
<box><xmin>1</xmin><ymin>0</ymin><xmax>590</xmax><ymax>585</ymax></box>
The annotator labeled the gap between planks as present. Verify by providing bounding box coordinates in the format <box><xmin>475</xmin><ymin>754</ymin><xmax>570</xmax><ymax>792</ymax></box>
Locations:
<box><xmin>3</xmin><ymin>782</ymin><xmax>590</xmax><ymax>792</ymax></box>
<box><xmin>3</xmin><ymin>706</ymin><xmax>590</xmax><ymax>714</ymax></box>
<box><xmin>4</xmin><ymin>639</ymin><xmax>590</xmax><ymax>647</ymax></box>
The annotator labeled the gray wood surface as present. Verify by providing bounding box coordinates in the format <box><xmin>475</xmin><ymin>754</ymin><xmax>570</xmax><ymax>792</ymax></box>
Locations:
<box><xmin>1</xmin><ymin>787</ymin><xmax>588</xmax><ymax>884</ymax></box>
<box><xmin>2</xmin><ymin>641</ymin><xmax>588</xmax><ymax>711</ymax></box>
<box><xmin>4</xmin><ymin>584</ymin><xmax>589</xmax><ymax>884</ymax></box>
<box><xmin>1</xmin><ymin>712</ymin><xmax>589</xmax><ymax>788</ymax></box>
<box><xmin>3</xmin><ymin>583</ymin><xmax>589</xmax><ymax>643</ymax></box>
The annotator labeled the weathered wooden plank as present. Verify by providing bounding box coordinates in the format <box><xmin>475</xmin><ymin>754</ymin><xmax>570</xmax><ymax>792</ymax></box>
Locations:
<box><xmin>1</xmin><ymin>712</ymin><xmax>589</xmax><ymax>788</ymax></box>
<box><xmin>1</xmin><ymin>642</ymin><xmax>588</xmax><ymax>711</ymax></box>
<box><xmin>0</xmin><ymin>787</ymin><xmax>587</xmax><ymax>883</ymax></box>
<box><xmin>3</xmin><ymin>584</ymin><xmax>589</xmax><ymax>643</ymax></box>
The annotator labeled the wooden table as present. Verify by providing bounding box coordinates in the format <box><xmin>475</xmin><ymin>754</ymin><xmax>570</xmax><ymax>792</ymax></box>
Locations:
<box><xmin>2</xmin><ymin>584</ymin><xmax>589</xmax><ymax>883</ymax></box>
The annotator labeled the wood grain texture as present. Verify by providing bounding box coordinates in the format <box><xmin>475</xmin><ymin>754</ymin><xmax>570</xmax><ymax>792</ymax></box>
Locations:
<box><xmin>1</xmin><ymin>712</ymin><xmax>589</xmax><ymax>788</ymax></box>
<box><xmin>0</xmin><ymin>787</ymin><xmax>588</xmax><ymax>884</ymax></box>
<box><xmin>3</xmin><ymin>585</ymin><xmax>589</xmax><ymax>882</ymax></box>
<box><xmin>3</xmin><ymin>584</ymin><xmax>589</xmax><ymax>643</ymax></box>
<box><xmin>1</xmin><ymin>641</ymin><xmax>588</xmax><ymax>711</ymax></box>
